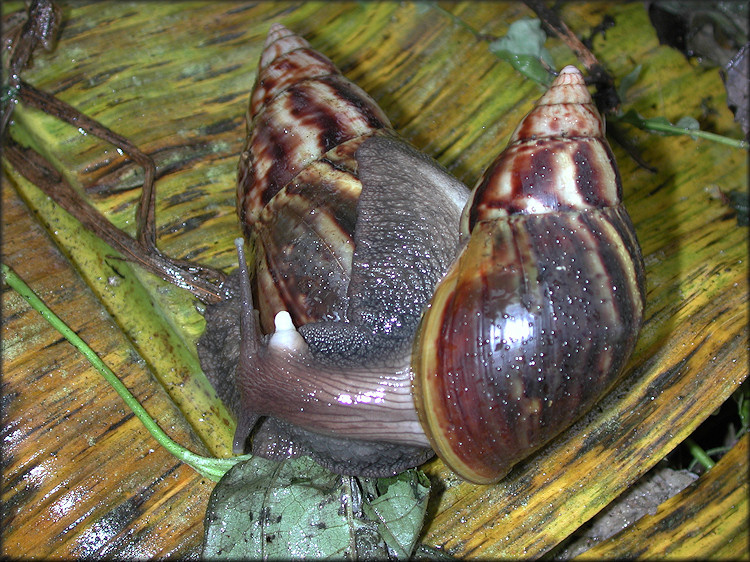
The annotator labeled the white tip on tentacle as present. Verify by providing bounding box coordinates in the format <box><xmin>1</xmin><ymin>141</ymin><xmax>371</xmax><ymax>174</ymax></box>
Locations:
<box><xmin>269</xmin><ymin>311</ymin><xmax>306</xmax><ymax>351</ymax></box>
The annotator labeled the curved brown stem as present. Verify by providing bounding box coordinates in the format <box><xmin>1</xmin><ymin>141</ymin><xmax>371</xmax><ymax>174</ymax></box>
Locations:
<box><xmin>17</xmin><ymin>81</ymin><xmax>157</xmax><ymax>224</ymax></box>
<box><xmin>5</xmin><ymin>137</ymin><xmax>225</xmax><ymax>303</ymax></box>
<box><xmin>4</xmin><ymin>1</ymin><xmax>227</xmax><ymax>302</ymax></box>
<box><xmin>1</xmin><ymin>0</ymin><xmax>62</xmax><ymax>136</ymax></box>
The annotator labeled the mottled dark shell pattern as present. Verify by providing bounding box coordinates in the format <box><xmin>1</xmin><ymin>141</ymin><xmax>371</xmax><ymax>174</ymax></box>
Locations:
<box><xmin>237</xmin><ymin>24</ymin><xmax>393</xmax><ymax>331</ymax></box>
<box><xmin>414</xmin><ymin>67</ymin><xmax>646</xmax><ymax>483</ymax></box>
<box><xmin>212</xmin><ymin>23</ymin><xmax>443</xmax><ymax>478</ymax></box>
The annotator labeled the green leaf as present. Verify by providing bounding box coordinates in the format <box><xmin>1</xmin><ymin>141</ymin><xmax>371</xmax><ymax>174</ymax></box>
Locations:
<box><xmin>489</xmin><ymin>18</ymin><xmax>554</xmax><ymax>86</ymax></box>
<box><xmin>675</xmin><ymin>116</ymin><xmax>700</xmax><ymax>130</ymax></box>
<box><xmin>203</xmin><ymin>456</ymin><xmax>364</xmax><ymax>559</ymax></box>
<box><xmin>202</xmin><ymin>457</ymin><xmax>431</xmax><ymax>559</ymax></box>
<box><xmin>361</xmin><ymin>472</ymin><xmax>431</xmax><ymax>559</ymax></box>
<box><xmin>617</xmin><ymin>64</ymin><xmax>642</xmax><ymax>102</ymax></box>
<box><xmin>497</xmin><ymin>54</ymin><xmax>554</xmax><ymax>87</ymax></box>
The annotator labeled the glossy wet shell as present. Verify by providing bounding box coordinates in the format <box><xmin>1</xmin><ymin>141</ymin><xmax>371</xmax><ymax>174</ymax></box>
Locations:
<box><xmin>237</xmin><ymin>23</ymin><xmax>393</xmax><ymax>330</ymax></box>
<box><xmin>414</xmin><ymin>67</ymin><xmax>646</xmax><ymax>484</ymax></box>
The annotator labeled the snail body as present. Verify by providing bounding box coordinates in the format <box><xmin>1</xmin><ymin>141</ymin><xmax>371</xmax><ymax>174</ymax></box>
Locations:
<box><xmin>198</xmin><ymin>25</ymin><xmax>645</xmax><ymax>483</ymax></box>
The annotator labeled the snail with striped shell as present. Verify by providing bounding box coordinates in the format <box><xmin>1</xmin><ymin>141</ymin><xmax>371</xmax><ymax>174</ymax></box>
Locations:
<box><xmin>197</xmin><ymin>24</ymin><xmax>645</xmax><ymax>484</ymax></box>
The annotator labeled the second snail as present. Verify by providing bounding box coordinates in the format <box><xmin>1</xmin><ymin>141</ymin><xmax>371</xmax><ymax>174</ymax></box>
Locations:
<box><xmin>195</xmin><ymin>24</ymin><xmax>646</xmax><ymax>485</ymax></box>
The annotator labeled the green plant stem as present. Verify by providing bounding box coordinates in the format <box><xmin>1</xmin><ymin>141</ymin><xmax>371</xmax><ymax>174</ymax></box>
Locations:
<box><xmin>2</xmin><ymin>262</ymin><xmax>249</xmax><ymax>481</ymax></box>
<box><xmin>685</xmin><ymin>437</ymin><xmax>716</xmax><ymax>471</ymax></box>
<box><xmin>632</xmin><ymin>119</ymin><xmax>749</xmax><ymax>149</ymax></box>
<box><xmin>609</xmin><ymin>109</ymin><xmax>749</xmax><ymax>149</ymax></box>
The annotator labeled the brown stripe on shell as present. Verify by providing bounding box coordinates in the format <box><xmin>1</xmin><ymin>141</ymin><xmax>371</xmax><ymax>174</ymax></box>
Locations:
<box><xmin>238</xmin><ymin>74</ymin><xmax>391</xmax><ymax>229</ymax></box>
<box><xmin>250</xmin><ymin>47</ymin><xmax>339</xmax><ymax>117</ymax></box>
<box><xmin>573</xmin><ymin>138</ymin><xmax>623</xmax><ymax>203</ymax></box>
<box><xmin>415</xmin><ymin>206</ymin><xmax>645</xmax><ymax>483</ymax></box>
<box><xmin>575</xmin><ymin>208</ymin><xmax>645</xmax><ymax>336</ymax></box>
<box><xmin>465</xmin><ymin>136</ymin><xmax>621</xmax><ymax>230</ymax></box>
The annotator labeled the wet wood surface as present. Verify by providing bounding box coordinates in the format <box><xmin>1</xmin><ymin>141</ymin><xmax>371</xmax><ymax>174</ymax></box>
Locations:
<box><xmin>2</xmin><ymin>1</ymin><xmax>747</xmax><ymax>558</ymax></box>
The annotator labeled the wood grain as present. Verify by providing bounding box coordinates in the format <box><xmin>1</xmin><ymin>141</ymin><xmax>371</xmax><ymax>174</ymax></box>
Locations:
<box><xmin>577</xmin><ymin>435</ymin><xmax>748</xmax><ymax>559</ymax></box>
<box><xmin>2</xmin><ymin>175</ymin><xmax>211</xmax><ymax>557</ymax></box>
<box><xmin>2</xmin><ymin>1</ymin><xmax>747</xmax><ymax>558</ymax></box>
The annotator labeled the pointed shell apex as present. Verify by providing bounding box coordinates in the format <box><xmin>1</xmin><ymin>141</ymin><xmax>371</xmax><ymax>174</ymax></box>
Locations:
<box><xmin>507</xmin><ymin>65</ymin><xmax>602</xmax><ymax>145</ymax></box>
<box><xmin>536</xmin><ymin>65</ymin><xmax>591</xmax><ymax>107</ymax></box>
<box><xmin>266</xmin><ymin>23</ymin><xmax>292</xmax><ymax>45</ymax></box>
<box><xmin>260</xmin><ymin>23</ymin><xmax>310</xmax><ymax>69</ymax></box>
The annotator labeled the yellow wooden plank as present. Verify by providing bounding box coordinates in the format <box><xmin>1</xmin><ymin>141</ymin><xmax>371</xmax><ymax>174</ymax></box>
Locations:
<box><xmin>2</xmin><ymin>1</ymin><xmax>747</xmax><ymax>558</ymax></box>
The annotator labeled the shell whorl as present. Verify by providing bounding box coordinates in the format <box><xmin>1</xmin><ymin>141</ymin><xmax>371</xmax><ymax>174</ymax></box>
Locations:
<box><xmin>461</xmin><ymin>66</ymin><xmax>621</xmax><ymax>236</ymax></box>
<box><xmin>414</xmin><ymin>66</ymin><xmax>645</xmax><ymax>484</ymax></box>
<box><xmin>237</xmin><ymin>23</ymin><xmax>396</xmax><ymax>330</ymax></box>
<box><xmin>238</xmin><ymin>23</ymin><xmax>391</xmax><ymax>236</ymax></box>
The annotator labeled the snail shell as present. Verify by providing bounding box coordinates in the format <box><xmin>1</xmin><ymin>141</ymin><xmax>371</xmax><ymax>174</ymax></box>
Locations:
<box><xmin>237</xmin><ymin>24</ymin><xmax>392</xmax><ymax>332</ymax></box>
<box><xmin>413</xmin><ymin>66</ymin><xmax>646</xmax><ymax>484</ymax></box>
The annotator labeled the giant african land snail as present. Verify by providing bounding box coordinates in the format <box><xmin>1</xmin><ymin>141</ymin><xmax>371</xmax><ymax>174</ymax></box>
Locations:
<box><xmin>196</xmin><ymin>23</ymin><xmax>645</xmax><ymax>485</ymax></box>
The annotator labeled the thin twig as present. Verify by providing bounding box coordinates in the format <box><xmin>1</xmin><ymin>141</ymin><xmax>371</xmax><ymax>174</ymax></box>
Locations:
<box><xmin>3</xmin><ymin>1</ymin><xmax>227</xmax><ymax>303</ymax></box>
<box><xmin>5</xmin><ymin>138</ymin><xmax>225</xmax><ymax>303</ymax></box>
